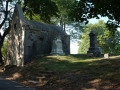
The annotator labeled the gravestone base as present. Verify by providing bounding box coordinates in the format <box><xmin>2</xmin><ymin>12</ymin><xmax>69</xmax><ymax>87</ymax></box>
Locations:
<box><xmin>87</xmin><ymin>47</ymin><xmax>101</xmax><ymax>57</ymax></box>
<box><xmin>50</xmin><ymin>36</ymin><xmax>65</xmax><ymax>55</ymax></box>
<box><xmin>50</xmin><ymin>49</ymin><xmax>65</xmax><ymax>55</ymax></box>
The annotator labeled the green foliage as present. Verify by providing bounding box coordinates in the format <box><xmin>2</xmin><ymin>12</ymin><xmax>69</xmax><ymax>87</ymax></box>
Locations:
<box><xmin>78</xmin><ymin>20</ymin><xmax>120</xmax><ymax>55</ymax></box>
<box><xmin>0</xmin><ymin>0</ymin><xmax>60</xmax><ymax>31</ymax></box>
<box><xmin>51</xmin><ymin>0</ymin><xmax>74</xmax><ymax>24</ymax></box>
<box><xmin>51</xmin><ymin>0</ymin><xmax>84</xmax><ymax>40</ymax></box>
<box><xmin>70</xmin><ymin>0</ymin><xmax>120</xmax><ymax>32</ymax></box>
<box><xmin>50</xmin><ymin>0</ymin><xmax>76</xmax><ymax>31</ymax></box>
<box><xmin>23</xmin><ymin>0</ymin><xmax>59</xmax><ymax>23</ymax></box>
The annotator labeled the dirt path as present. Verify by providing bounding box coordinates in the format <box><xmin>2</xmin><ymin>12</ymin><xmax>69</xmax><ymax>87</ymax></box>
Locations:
<box><xmin>0</xmin><ymin>67</ymin><xmax>120</xmax><ymax>90</ymax></box>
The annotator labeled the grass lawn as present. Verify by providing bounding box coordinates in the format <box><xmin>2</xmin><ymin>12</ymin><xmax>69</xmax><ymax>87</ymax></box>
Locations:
<box><xmin>32</xmin><ymin>54</ymin><xmax>104</xmax><ymax>72</ymax></box>
<box><xmin>1</xmin><ymin>54</ymin><xmax>120</xmax><ymax>90</ymax></box>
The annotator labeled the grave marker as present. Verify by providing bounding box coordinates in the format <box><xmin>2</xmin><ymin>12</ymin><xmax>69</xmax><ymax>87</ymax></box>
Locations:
<box><xmin>87</xmin><ymin>30</ymin><xmax>102</xmax><ymax>57</ymax></box>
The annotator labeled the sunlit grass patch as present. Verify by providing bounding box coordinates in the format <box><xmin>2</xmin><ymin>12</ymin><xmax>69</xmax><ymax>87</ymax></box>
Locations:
<box><xmin>31</xmin><ymin>54</ymin><xmax>104</xmax><ymax>72</ymax></box>
<box><xmin>27</xmin><ymin>54</ymin><xmax>120</xmax><ymax>79</ymax></box>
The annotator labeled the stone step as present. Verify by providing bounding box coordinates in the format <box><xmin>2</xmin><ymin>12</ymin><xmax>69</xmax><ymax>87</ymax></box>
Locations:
<box><xmin>31</xmin><ymin>76</ymin><xmax>46</xmax><ymax>82</ymax></box>
<box><xmin>28</xmin><ymin>80</ymin><xmax>39</xmax><ymax>84</ymax></box>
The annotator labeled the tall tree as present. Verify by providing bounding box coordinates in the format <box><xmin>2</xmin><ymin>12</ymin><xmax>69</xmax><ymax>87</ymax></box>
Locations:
<box><xmin>51</xmin><ymin>0</ymin><xmax>74</xmax><ymax>29</ymax></box>
<box><xmin>70</xmin><ymin>0</ymin><xmax>120</xmax><ymax>34</ymax></box>
<box><xmin>23</xmin><ymin>0</ymin><xmax>59</xmax><ymax>23</ymax></box>
<box><xmin>78</xmin><ymin>20</ymin><xmax>120</xmax><ymax>54</ymax></box>
<box><xmin>51</xmin><ymin>0</ymin><xmax>84</xmax><ymax>41</ymax></box>
<box><xmin>0</xmin><ymin>0</ymin><xmax>59</xmax><ymax>65</ymax></box>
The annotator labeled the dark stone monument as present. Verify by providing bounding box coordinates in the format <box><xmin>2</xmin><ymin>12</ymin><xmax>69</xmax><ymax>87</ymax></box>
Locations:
<box><xmin>87</xmin><ymin>30</ymin><xmax>101</xmax><ymax>56</ymax></box>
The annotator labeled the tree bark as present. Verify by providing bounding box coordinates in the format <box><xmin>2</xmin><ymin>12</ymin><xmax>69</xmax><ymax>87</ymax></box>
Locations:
<box><xmin>0</xmin><ymin>34</ymin><xmax>4</xmax><ymax>65</ymax></box>
<box><xmin>0</xmin><ymin>26</ymin><xmax>10</xmax><ymax>65</ymax></box>
<box><xmin>0</xmin><ymin>46</ymin><xmax>3</xmax><ymax>65</ymax></box>
<box><xmin>0</xmin><ymin>1</ymin><xmax>10</xmax><ymax>65</ymax></box>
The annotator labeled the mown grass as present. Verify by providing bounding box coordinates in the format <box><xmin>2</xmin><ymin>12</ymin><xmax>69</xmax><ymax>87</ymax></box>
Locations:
<box><xmin>32</xmin><ymin>55</ymin><xmax>120</xmax><ymax>87</ymax></box>
<box><xmin>30</xmin><ymin>55</ymin><xmax>120</xmax><ymax>81</ymax></box>
<box><xmin>31</xmin><ymin>54</ymin><xmax>112</xmax><ymax>72</ymax></box>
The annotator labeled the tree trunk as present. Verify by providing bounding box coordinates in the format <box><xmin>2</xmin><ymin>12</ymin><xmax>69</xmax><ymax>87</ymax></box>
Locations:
<box><xmin>63</xmin><ymin>22</ymin><xmax>66</xmax><ymax>31</ymax></box>
<box><xmin>0</xmin><ymin>1</ymin><xmax>11</xmax><ymax>66</ymax></box>
<box><xmin>0</xmin><ymin>46</ymin><xmax>3</xmax><ymax>65</ymax></box>
<box><xmin>60</xmin><ymin>19</ymin><xmax>66</xmax><ymax>32</ymax></box>
<box><xmin>60</xmin><ymin>19</ymin><xmax>63</xmax><ymax>29</ymax></box>
<box><xmin>0</xmin><ymin>36</ymin><xmax>4</xmax><ymax>65</ymax></box>
<box><xmin>0</xmin><ymin>26</ymin><xmax>10</xmax><ymax>66</ymax></box>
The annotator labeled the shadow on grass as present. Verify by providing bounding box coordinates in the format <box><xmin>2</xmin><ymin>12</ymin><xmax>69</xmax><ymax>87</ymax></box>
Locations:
<box><xmin>66</xmin><ymin>54</ymin><xmax>96</xmax><ymax>60</ymax></box>
<box><xmin>34</xmin><ymin>55</ymin><xmax>120</xmax><ymax>90</ymax></box>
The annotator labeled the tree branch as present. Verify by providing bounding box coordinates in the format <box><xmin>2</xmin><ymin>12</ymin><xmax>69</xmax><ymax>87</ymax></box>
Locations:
<box><xmin>0</xmin><ymin>0</ymin><xmax>9</xmax><ymax>29</ymax></box>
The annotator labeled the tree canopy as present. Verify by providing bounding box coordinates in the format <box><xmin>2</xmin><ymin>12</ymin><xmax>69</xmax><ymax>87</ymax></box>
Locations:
<box><xmin>0</xmin><ymin>0</ymin><xmax>59</xmax><ymax>29</ymax></box>
<box><xmin>23</xmin><ymin>0</ymin><xmax>59</xmax><ymax>23</ymax></box>
<box><xmin>51</xmin><ymin>0</ymin><xmax>74</xmax><ymax>25</ymax></box>
<box><xmin>70</xmin><ymin>0</ymin><xmax>120</xmax><ymax>33</ymax></box>
<box><xmin>78</xmin><ymin>20</ymin><xmax>120</xmax><ymax>55</ymax></box>
<box><xmin>51</xmin><ymin>0</ymin><xmax>84</xmax><ymax>41</ymax></box>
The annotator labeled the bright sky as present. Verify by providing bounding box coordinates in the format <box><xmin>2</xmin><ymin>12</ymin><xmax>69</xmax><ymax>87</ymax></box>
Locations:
<box><xmin>70</xmin><ymin>42</ymin><xmax>79</xmax><ymax>54</ymax></box>
<box><xmin>89</xmin><ymin>17</ymin><xmax>108</xmax><ymax>24</ymax></box>
<box><xmin>70</xmin><ymin>17</ymin><xmax>108</xmax><ymax>54</ymax></box>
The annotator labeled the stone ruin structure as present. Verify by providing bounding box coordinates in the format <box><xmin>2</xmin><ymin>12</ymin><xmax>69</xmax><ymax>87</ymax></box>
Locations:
<box><xmin>6</xmin><ymin>4</ymin><xmax>70</xmax><ymax>66</ymax></box>
<box><xmin>87</xmin><ymin>30</ymin><xmax>102</xmax><ymax>56</ymax></box>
